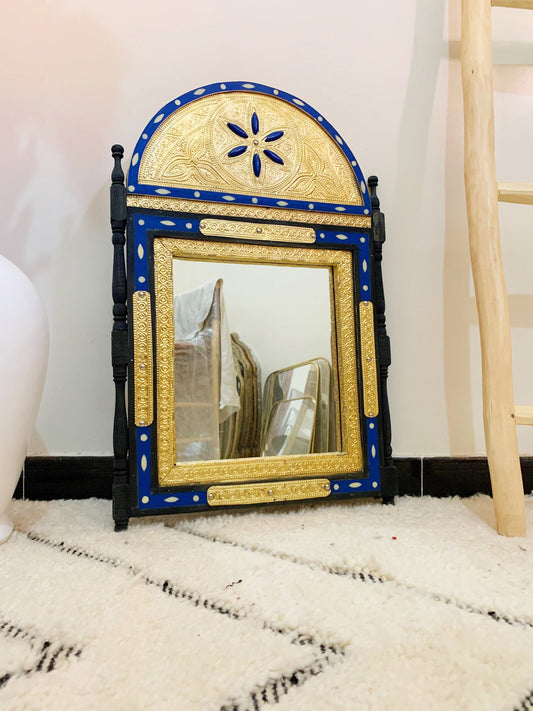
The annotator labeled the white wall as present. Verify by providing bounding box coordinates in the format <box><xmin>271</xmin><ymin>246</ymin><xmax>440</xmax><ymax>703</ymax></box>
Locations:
<box><xmin>2</xmin><ymin>0</ymin><xmax>532</xmax><ymax>456</ymax></box>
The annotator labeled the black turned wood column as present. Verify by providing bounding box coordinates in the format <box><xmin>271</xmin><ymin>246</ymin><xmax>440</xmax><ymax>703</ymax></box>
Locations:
<box><xmin>110</xmin><ymin>145</ymin><xmax>130</xmax><ymax>530</ymax></box>
<box><xmin>368</xmin><ymin>176</ymin><xmax>398</xmax><ymax>503</ymax></box>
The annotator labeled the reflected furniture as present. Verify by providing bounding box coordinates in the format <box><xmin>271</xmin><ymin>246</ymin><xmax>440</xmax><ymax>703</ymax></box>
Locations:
<box><xmin>110</xmin><ymin>82</ymin><xmax>397</xmax><ymax>530</ymax></box>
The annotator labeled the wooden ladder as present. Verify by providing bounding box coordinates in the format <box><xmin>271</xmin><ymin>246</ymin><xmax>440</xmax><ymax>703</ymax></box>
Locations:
<box><xmin>461</xmin><ymin>0</ymin><xmax>532</xmax><ymax>536</ymax></box>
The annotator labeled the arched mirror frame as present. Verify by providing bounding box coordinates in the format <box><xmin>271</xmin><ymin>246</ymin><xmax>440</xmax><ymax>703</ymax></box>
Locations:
<box><xmin>110</xmin><ymin>82</ymin><xmax>398</xmax><ymax>531</ymax></box>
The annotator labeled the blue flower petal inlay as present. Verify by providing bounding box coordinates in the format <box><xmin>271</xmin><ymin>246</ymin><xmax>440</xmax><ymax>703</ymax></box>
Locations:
<box><xmin>227</xmin><ymin>122</ymin><xmax>248</xmax><ymax>139</ymax></box>
<box><xmin>252</xmin><ymin>152</ymin><xmax>261</xmax><ymax>177</ymax></box>
<box><xmin>228</xmin><ymin>145</ymin><xmax>248</xmax><ymax>158</ymax></box>
<box><xmin>264</xmin><ymin>130</ymin><xmax>284</xmax><ymax>143</ymax></box>
<box><xmin>251</xmin><ymin>112</ymin><xmax>259</xmax><ymax>135</ymax></box>
<box><xmin>263</xmin><ymin>149</ymin><xmax>284</xmax><ymax>165</ymax></box>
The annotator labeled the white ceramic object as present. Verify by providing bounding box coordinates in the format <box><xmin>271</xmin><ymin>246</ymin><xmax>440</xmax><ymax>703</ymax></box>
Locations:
<box><xmin>0</xmin><ymin>255</ymin><xmax>48</xmax><ymax>543</ymax></box>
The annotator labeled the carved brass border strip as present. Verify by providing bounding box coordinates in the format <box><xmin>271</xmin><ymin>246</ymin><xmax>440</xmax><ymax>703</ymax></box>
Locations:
<box><xmin>127</xmin><ymin>194</ymin><xmax>371</xmax><ymax>229</ymax></box>
<box><xmin>207</xmin><ymin>479</ymin><xmax>331</xmax><ymax>506</ymax></box>
<box><xmin>132</xmin><ymin>291</ymin><xmax>154</xmax><ymax>427</ymax></box>
<box><xmin>359</xmin><ymin>301</ymin><xmax>379</xmax><ymax>418</ymax></box>
<box><xmin>154</xmin><ymin>238</ymin><xmax>362</xmax><ymax>486</ymax></box>
<box><xmin>199</xmin><ymin>218</ymin><xmax>315</xmax><ymax>243</ymax></box>
<box><xmin>153</xmin><ymin>241</ymin><xmax>177</xmax><ymax>465</ymax></box>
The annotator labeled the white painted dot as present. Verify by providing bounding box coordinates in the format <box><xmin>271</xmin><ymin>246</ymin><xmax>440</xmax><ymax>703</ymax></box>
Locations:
<box><xmin>137</xmin><ymin>244</ymin><xmax>144</xmax><ymax>259</ymax></box>
<box><xmin>360</xmin><ymin>181</ymin><xmax>367</xmax><ymax>194</ymax></box>
<box><xmin>142</xmin><ymin>133</ymin><xmax>148</xmax><ymax>140</ymax></box>
<box><xmin>174</xmin><ymin>99</ymin><xmax>181</xmax><ymax>106</ymax></box>
<box><xmin>273</xmin><ymin>89</ymin><xmax>279</xmax><ymax>95</ymax></box>
<box><xmin>194</xmin><ymin>88</ymin><xmax>206</xmax><ymax>95</ymax></box>
<box><xmin>335</xmin><ymin>135</ymin><xmax>343</xmax><ymax>145</ymax></box>
<box><xmin>242</xmin><ymin>83</ymin><xmax>255</xmax><ymax>89</ymax></box>
<box><xmin>138</xmin><ymin>219</ymin><xmax>145</xmax><ymax>226</ymax></box>
<box><xmin>372</xmin><ymin>482</ymin><xmax>378</xmax><ymax>489</ymax></box>
<box><xmin>369</xmin><ymin>422</ymin><xmax>375</xmax><ymax>429</ymax></box>
<box><xmin>252</xmin><ymin>197</ymin><xmax>258</xmax><ymax>203</ymax></box>
<box><xmin>371</xmin><ymin>445</ymin><xmax>377</xmax><ymax>459</ymax></box>
<box><xmin>194</xmin><ymin>191</ymin><xmax>200</xmax><ymax>198</ymax></box>
<box><xmin>220</xmin><ymin>84</ymin><xmax>226</xmax><ymax>90</ymax></box>
<box><xmin>333</xmin><ymin>484</ymin><xmax>339</xmax><ymax>491</ymax></box>
<box><xmin>141</xmin><ymin>455</ymin><xmax>148</xmax><ymax>471</ymax></box>
<box><xmin>336</xmin><ymin>234</ymin><xmax>348</xmax><ymax>240</ymax></box>
<box><xmin>128</xmin><ymin>185</ymin><xmax>135</xmax><ymax>192</ymax></box>
<box><xmin>223</xmin><ymin>195</ymin><xmax>236</xmax><ymax>201</ymax></box>
<box><xmin>154</xmin><ymin>113</ymin><xmax>165</xmax><ymax>124</ymax></box>
<box><xmin>193</xmin><ymin>495</ymin><xmax>200</xmax><ymax>502</ymax></box>
<box><xmin>319</xmin><ymin>233</ymin><xmax>325</xmax><ymax>239</ymax></box>
<box><xmin>293</xmin><ymin>98</ymin><xmax>305</xmax><ymax>106</ymax></box>
<box><xmin>164</xmin><ymin>496</ymin><xmax>179</xmax><ymax>503</ymax></box>
<box><xmin>364</xmin><ymin>209</ymin><xmax>369</xmax><ymax>215</ymax></box>
<box><xmin>155</xmin><ymin>188</ymin><xmax>171</xmax><ymax>195</ymax></box>
<box><xmin>138</xmin><ymin>276</ymin><xmax>146</xmax><ymax>284</ymax></box>
<box><xmin>140</xmin><ymin>434</ymin><xmax>148</xmax><ymax>442</ymax></box>
<box><xmin>363</xmin><ymin>285</ymin><xmax>369</xmax><ymax>291</ymax></box>
<box><xmin>349</xmin><ymin>482</ymin><xmax>362</xmax><ymax>489</ymax></box>
<box><xmin>308</xmin><ymin>203</ymin><xmax>314</xmax><ymax>209</ymax></box>
<box><xmin>160</xmin><ymin>220</ymin><xmax>175</xmax><ymax>226</ymax></box>
<box><xmin>362</xmin><ymin>259</ymin><xmax>368</xmax><ymax>273</ymax></box>
<box><xmin>317</xmin><ymin>116</ymin><xmax>323</xmax><ymax>122</ymax></box>
<box><xmin>335</xmin><ymin>206</ymin><xmax>346</xmax><ymax>212</ymax></box>
<box><xmin>131</xmin><ymin>153</ymin><xmax>139</xmax><ymax>166</ymax></box>
<box><xmin>360</xmin><ymin>237</ymin><xmax>366</xmax><ymax>243</ymax></box>
<box><xmin>277</xmin><ymin>201</ymin><xmax>288</xmax><ymax>207</ymax></box>
<box><xmin>351</xmin><ymin>160</ymin><xmax>357</xmax><ymax>166</ymax></box>
<box><xmin>141</xmin><ymin>496</ymin><xmax>149</xmax><ymax>504</ymax></box>
<box><xmin>186</xmin><ymin>222</ymin><xmax>192</xmax><ymax>229</ymax></box>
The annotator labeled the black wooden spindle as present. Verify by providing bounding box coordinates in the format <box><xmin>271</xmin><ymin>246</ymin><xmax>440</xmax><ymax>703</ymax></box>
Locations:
<box><xmin>368</xmin><ymin>175</ymin><xmax>398</xmax><ymax>502</ymax></box>
<box><xmin>110</xmin><ymin>144</ymin><xmax>130</xmax><ymax>530</ymax></box>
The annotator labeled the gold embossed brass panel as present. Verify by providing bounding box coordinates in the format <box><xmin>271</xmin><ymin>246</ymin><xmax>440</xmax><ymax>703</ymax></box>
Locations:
<box><xmin>126</xmin><ymin>195</ymin><xmax>371</xmax><ymax>228</ymax></box>
<box><xmin>154</xmin><ymin>238</ymin><xmax>362</xmax><ymax>487</ymax></box>
<box><xmin>132</xmin><ymin>291</ymin><xmax>154</xmax><ymax>427</ymax></box>
<box><xmin>359</xmin><ymin>301</ymin><xmax>379</xmax><ymax>418</ymax></box>
<box><xmin>199</xmin><ymin>218</ymin><xmax>315</xmax><ymax>243</ymax></box>
<box><xmin>207</xmin><ymin>479</ymin><xmax>331</xmax><ymax>507</ymax></box>
<box><xmin>138</xmin><ymin>92</ymin><xmax>362</xmax><ymax>206</ymax></box>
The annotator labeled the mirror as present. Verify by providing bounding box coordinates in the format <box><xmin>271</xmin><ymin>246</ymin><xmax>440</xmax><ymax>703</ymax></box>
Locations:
<box><xmin>171</xmin><ymin>257</ymin><xmax>338</xmax><ymax>464</ymax></box>
<box><xmin>110</xmin><ymin>81</ymin><xmax>397</xmax><ymax>531</ymax></box>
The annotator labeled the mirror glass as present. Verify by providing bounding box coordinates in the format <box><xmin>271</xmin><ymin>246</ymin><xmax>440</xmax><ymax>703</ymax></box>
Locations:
<box><xmin>171</xmin><ymin>257</ymin><xmax>339</xmax><ymax>463</ymax></box>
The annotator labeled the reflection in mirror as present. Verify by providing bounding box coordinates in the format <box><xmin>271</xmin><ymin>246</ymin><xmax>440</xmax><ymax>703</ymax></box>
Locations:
<box><xmin>172</xmin><ymin>257</ymin><xmax>339</xmax><ymax>463</ymax></box>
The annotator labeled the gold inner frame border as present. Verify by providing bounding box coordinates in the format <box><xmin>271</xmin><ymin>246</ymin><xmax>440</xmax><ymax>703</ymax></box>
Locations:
<box><xmin>153</xmin><ymin>237</ymin><xmax>363</xmax><ymax>487</ymax></box>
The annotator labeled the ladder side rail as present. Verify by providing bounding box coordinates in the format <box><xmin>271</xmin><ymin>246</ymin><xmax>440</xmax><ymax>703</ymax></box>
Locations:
<box><xmin>461</xmin><ymin>0</ymin><xmax>526</xmax><ymax>536</ymax></box>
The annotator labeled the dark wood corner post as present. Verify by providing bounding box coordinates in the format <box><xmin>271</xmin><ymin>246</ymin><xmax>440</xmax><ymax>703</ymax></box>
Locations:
<box><xmin>110</xmin><ymin>145</ymin><xmax>130</xmax><ymax>530</ymax></box>
<box><xmin>368</xmin><ymin>176</ymin><xmax>398</xmax><ymax>502</ymax></box>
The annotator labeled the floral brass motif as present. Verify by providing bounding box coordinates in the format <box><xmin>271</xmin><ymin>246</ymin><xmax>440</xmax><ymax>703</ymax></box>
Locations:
<box><xmin>132</xmin><ymin>291</ymin><xmax>154</xmax><ymax>427</ymax></box>
<box><xmin>154</xmin><ymin>238</ymin><xmax>363</xmax><ymax>487</ymax></box>
<box><xmin>138</xmin><ymin>92</ymin><xmax>362</xmax><ymax>205</ymax></box>
<box><xmin>126</xmin><ymin>195</ymin><xmax>372</xmax><ymax>228</ymax></box>
<box><xmin>207</xmin><ymin>479</ymin><xmax>331</xmax><ymax>506</ymax></box>
<box><xmin>359</xmin><ymin>301</ymin><xmax>379</xmax><ymax>418</ymax></box>
<box><xmin>199</xmin><ymin>218</ymin><xmax>315</xmax><ymax>243</ymax></box>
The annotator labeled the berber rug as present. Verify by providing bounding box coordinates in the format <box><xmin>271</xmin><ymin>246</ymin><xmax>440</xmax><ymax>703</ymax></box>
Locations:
<box><xmin>1</xmin><ymin>494</ymin><xmax>533</xmax><ymax>710</ymax></box>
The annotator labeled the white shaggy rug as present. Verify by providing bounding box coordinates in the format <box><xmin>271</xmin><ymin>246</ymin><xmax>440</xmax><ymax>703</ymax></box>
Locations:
<box><xmin>1</xmin><ymin>495</ymin><xmax>533</xmax><ymax>711</ymax></box>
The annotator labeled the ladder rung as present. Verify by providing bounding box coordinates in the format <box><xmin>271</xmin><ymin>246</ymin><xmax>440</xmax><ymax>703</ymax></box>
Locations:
<box><xmin>497</xmin><ymin>183</ymin><xmax>533</xmax><ymax>205</ymax></box>
<box><xmin>492</xmin><ymin>1</ymin><xmax>533</xmax><ymax>8</ymax></box>
<box><xmin>515</xmin><ymin>406</ymin><xmax>533</xmax><ymax>425</ymax></box>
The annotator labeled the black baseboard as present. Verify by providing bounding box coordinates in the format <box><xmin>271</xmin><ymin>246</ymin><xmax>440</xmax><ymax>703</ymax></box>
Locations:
<box><xmin>13</xmin><ymin>455</ymin><xmax>533</xmax><ymax>501</ymax></box>
<box><xmin>14</xmin><ymin>457</ymin><xmax>114</xmax><ymax>501</ymax></box>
